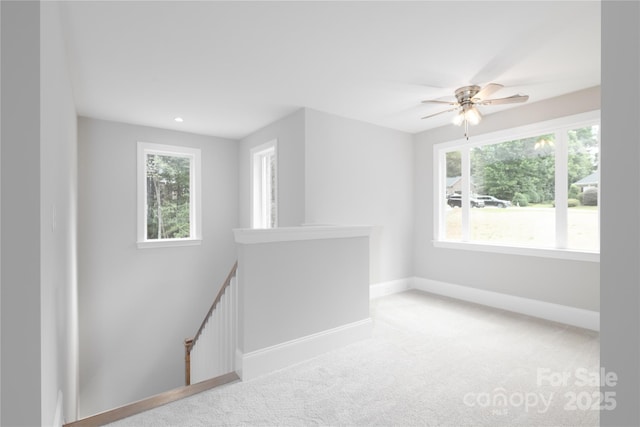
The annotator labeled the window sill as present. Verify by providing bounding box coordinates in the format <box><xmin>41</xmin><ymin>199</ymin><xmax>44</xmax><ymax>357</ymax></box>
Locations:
<box><xmin>137</xmin><ymin>238</ymin><xmax>202</xmax><ymax>249</ymax></box>
<box><xmin>433</xmin><ymin>240</ymin><xmax>599</xmax><ymax>262</ymax></box>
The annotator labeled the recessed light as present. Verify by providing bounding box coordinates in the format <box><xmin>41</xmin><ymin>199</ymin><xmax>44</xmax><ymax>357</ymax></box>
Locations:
<box><xmin>174</xmin><ymin>117</ymin><xmax>184</xmax><ymax>123</ymax></box>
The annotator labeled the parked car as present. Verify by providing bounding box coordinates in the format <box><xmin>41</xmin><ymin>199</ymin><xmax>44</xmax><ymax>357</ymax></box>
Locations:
<box><xmin>447</xmin><ymin>194</ymin><xmax>485</xmax><ymax>208</ymax></box>
<box><xmin>476</xmin><ymin>195</ymin><xmax>511</xmax><ymax>208</ymax></box>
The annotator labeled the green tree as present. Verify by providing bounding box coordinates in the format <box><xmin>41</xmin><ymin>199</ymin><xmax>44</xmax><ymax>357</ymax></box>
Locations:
<box><xmin>146</xmin><ymin>154</ymin><xmax>191</xmax><ymax>239</ymax></box>
<box><xmin>569</xmin><ymin>184</ymin><xmax>581</xmax><ymax>199</ymax></box>
<box><xmin>568</xmin><ymin>125</ymin><xmax>599</xmax><ymax>187</ymax></box>
<box><xmin>471</xmin><ymin>134</ymin><xmax>555</xmax><ymax>202</ymax></box>
<box><xmin>446</xmin><ymin>151</ymin><xmax>461</xmax><ymax>177</ymax></box>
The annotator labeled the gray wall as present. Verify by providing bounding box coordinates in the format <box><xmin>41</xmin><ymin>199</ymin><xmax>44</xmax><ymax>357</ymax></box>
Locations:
<box><xmin>238</xmin><ymin>109</ymin><xmax>306</xmax><ymax>228</ymax></box>
<box><xmin>305</xmin><ymin>109</ymin><xmax>414</xmax><ymax>284</ymax></box>
<box><xmin>1</xmin><ymin>2</ymin><xmax>42</xmax><ymax>425</ymax></box>
<box><xmin>238</xmin><ymin>108</ymin><xmax>414</xmax><ymax>285</ymax></box>
<box><xmin>413</xmin><ymin>87</ymin><xmax>601</xmax><ymax>311</ymax></box>
<box><xmin>237</xmin><ymin>235</ymin><xmax>370</xmax><ymax>354</ymax></box>
<box><xmin>77</xmin><ymin>117</ymin><xmax>238</xmax><ymax>417</ymax></box>
<box><xmin>1</xmin><ymin>3</ymin><xmax>79</xmax><ymax>425</ymax></box>
<box><xmin>40</xmin><ymin>2</ymin><xmax>80</xmax><ymax>423</ymax></box>
<box><xmin>600</xmin><ymin>2</ymin><xmax>640</xmax><ymax>425</ymax></box>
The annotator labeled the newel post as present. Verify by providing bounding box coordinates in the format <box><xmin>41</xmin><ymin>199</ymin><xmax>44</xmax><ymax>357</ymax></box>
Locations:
<box><xmin>184</xmin><ymin>338</ymin><xmax>193</xmax><ymax>386</ymax></box>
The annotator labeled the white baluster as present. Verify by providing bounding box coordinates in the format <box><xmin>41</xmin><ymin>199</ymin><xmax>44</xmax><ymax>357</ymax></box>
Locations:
<box><xmin>202</xmin><ymin>312</ymin><xmax>207</xmax><ymax>381</ymax></box>
<box><xmin>203</xmin><ymin>319</ymin><xmax>210</xmax><ymax>383</ymax></box>
<box><xmin>191</xmin><ymin>341</ymin><xmax>196</xmax><ymax>384</ymax></box>
<box><xmin>228</xmin><ymin>284</ymin><xmax>233</xmax><ymax>371</ymax></box>
<box><xmin>224</xmin><ymin>286</ymin><xmax>229</xmax><ymax>372</ymax></box>
<box><xmin>215</xmin><ymin>294</ymin><xmax>224</xmax><ymax>375</ymax></box>
<box><xmin>211</xmin><ymin>304</ymin><xmax>220</xmax><ymax>377</ymax></box>
<box><xmin>197</xmin><ymin>321</ymin><xmax>205</xmax><ymax>383</ymax></box>
<box><xmin>223</xmin><ymin>282</ymin><xmax>228</xmax><ymax>373</ymax></box>
<box><xmin>195</xmin><ymin>325</ymin><xmax>201</xmax><ymax>383</ymax></box>
<box><xmin>207</xmin><ymin>316</ymin><xmax>213</xmax><ymax>381</ymax></box>
<box><xmin>203</xmin><ymin>313</ymin><xmax>210</xmax><ymax>382</ymax></box>
<box><xmin>222</xmin><ymin>289</ymin><xmax>228</xmax><ymax>372</ymax></box>
<box><xmin>193</xmin><ymin>329</ymin><xmax>199</xmax><ymax>383</ymax></box>
<box><xmin>229</xmin><ymin>281</ymin><xmax>235</xmax><ymax>371</ymax></box>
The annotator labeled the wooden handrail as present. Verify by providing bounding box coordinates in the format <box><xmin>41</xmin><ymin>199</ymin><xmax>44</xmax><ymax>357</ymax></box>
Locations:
<box><xmin>186</xmin><ymin>261</ymin><xmax>238</xmax><ymax>355</ymax></box>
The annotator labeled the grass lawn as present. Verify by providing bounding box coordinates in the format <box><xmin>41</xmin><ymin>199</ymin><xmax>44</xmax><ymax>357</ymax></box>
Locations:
<box><xmin>445</xmin><ymin>205</ymin><xmax>599</xmax><ymax>251</ymax></box>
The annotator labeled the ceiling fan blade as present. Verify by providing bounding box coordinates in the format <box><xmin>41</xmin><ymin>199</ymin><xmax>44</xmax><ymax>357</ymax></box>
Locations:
<box><xmin>421</xmin><ymin>99</ymin><xmax>457</xmax><ymax>105</ymax></box>
<box><xmin>470</xmin><ymin>25</ymin><xmax>563</xmax><ymax>85</ymax></box>
<box><xmin>479</xmin><ymin>94</ymin><xmax>529</xmax><ymax>105</ymax></box>
<box><xmin>421</xmin><ymin>107</ymin><xmax>459</xmax><ymax>120</ymax></box>
<box><xmin>473</xmin><ymin>83</ymin><xmax>503</xmax><ymax>101</ymax></box>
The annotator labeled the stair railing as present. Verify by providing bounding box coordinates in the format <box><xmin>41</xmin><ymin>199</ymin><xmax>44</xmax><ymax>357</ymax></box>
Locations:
<box><xmin>184</xmin><ymin>261</ymin><xmax>238</xmax><ymax>385</ymax></box>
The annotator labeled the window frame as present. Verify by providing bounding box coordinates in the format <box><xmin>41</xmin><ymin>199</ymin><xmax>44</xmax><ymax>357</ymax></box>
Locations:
<box><xmin>137</xmin><ymin>141</ymin><xmax>202</xmax><ymax>248</ymax></box>
<box><xmin>433</xmin><ymin>110</ymin><xmax>600</xmax><ymax>262</ymax></box>
<box><xmin>250</xmin><ymin>139</ymin><xmax>278</xmax><ymax>229</ymax></box>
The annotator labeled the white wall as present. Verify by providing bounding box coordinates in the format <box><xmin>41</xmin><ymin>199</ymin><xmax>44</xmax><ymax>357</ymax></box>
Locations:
<box><xmin>413</xmin><ymin>87</ymin><xmax>601</xmax><ymax>311</ymax></box>
<box><xmin>77</xmin><ymin>118</ymin><xmax>238</xmax><ymax>417</ymax></box>
<box><xmin>304</xmin><ymin>109</ymin><xmax>414</xmax><ymax>284</ymax></box>
<box><xmin>238</xmin><ymin>109</ymin><xmax>305</xmax><ymax>228</ymax></box>
<box><xmin>41</xmin><ymin>3</ymin><xmax>79</xmax><ymax>425</ymax></box>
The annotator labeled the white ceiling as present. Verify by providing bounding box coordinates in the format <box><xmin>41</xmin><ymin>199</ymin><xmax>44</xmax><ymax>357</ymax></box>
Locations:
<box><xmin>58</xmin><ymin>1</ymin><xmax>601</xmax><ymax>140</ymax></box>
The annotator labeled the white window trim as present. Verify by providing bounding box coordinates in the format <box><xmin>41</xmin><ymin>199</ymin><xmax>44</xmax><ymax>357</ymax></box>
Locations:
<box><xmin>137</xmin><ymin>142</ymin><xmax>202</xmax><ymax>248</ymax></box>
<box><xmin>433</xmin><ymin>110</ymin><xmax>600</xmax><ymax>261</ymax></box>
<box><xmin>433</xmin><ymin>241</ymin><xmax>599</xmax><ymax>262</ymax></box>
<box><xmin>250</xmin><ymin>139</ymin><xmax>278</xmax><ymax>229</ymax></box>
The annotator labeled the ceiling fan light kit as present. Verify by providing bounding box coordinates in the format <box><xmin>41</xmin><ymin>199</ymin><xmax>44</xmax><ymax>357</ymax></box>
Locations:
<box><xmin>422</xmin><ymin>83</ymin><xmax>529</xmax><ymax>140</ymax></box>
<box><xmin>454</xmin><ymin>105</ymin><xmax>482</xmax><ymax>126</ymax></box>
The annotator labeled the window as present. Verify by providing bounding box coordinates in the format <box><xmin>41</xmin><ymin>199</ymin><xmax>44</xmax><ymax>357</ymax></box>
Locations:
<box><xmin>251</xmin><ymin>140</ymin><xmax>278</xmax><ymax>228</ymax></box>
<box><xmin>434</xmin><ymin>111</ymin><xmax>600</xmax><ymax>261</ymax></box>
<box><xmin>137</xmin><ymin>142</ymin><xmax>201</xmax><ymax>248</ymax></box>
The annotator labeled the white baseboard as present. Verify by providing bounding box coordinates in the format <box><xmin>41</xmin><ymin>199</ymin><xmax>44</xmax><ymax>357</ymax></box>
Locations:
<box><xmin>53</xmin><ymin>390</ymin><xmax>64</xmax><ymax>427</ymax></box>
<box><xmin>234</xmin><ymin>348</ymin><xmax>244</xmax><ymax>381</ymax></box>
<box><xmin>370</xmin><ymin>278</ymin><xmax>411</xmax><ymax>299</ymax></box>
<box><xmin>412</xmin><ymin>277</ymin><xmax>599</xmax><ymax>331</ymax></box>
<box><xmin>238</xmin><ymin>318</ymin><xmax>372</xmax><ymax>381</ymax></box>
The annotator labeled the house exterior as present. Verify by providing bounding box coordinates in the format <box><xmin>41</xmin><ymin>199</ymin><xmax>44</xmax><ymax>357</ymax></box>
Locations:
<box><xmin>1</xmin><ymin>2</ymin><xmax>639</xmax><ymax>427</ymax></box>
<box><xmin>446</xmin><ymin>176</ymin><xmax>476</xmax><ymax>196</ymax></box>
<box><xmin>574</xmin><ymin>170</ymin><xmax>600</xmax><ymax>190</ymax></box>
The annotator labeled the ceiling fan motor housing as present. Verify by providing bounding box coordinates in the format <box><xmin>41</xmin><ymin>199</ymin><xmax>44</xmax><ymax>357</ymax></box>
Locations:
<box><xmin>455</xmin><ymin>85</ymin><xmax>482</xmax><ymax>106</ymax></box>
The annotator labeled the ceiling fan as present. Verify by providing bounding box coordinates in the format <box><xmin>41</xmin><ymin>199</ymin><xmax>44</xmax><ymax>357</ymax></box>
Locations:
<box><xmin>421</xmin><ymin>83</ymin><xmax>529</xmax><ymax>139</ymax></box>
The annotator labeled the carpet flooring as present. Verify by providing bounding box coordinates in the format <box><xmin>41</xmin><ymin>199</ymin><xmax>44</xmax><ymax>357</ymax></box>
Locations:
<box><xmin>108</xmin><ymin>290</ymin><xmax>600</xmax><ymax>426</ymax></box>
